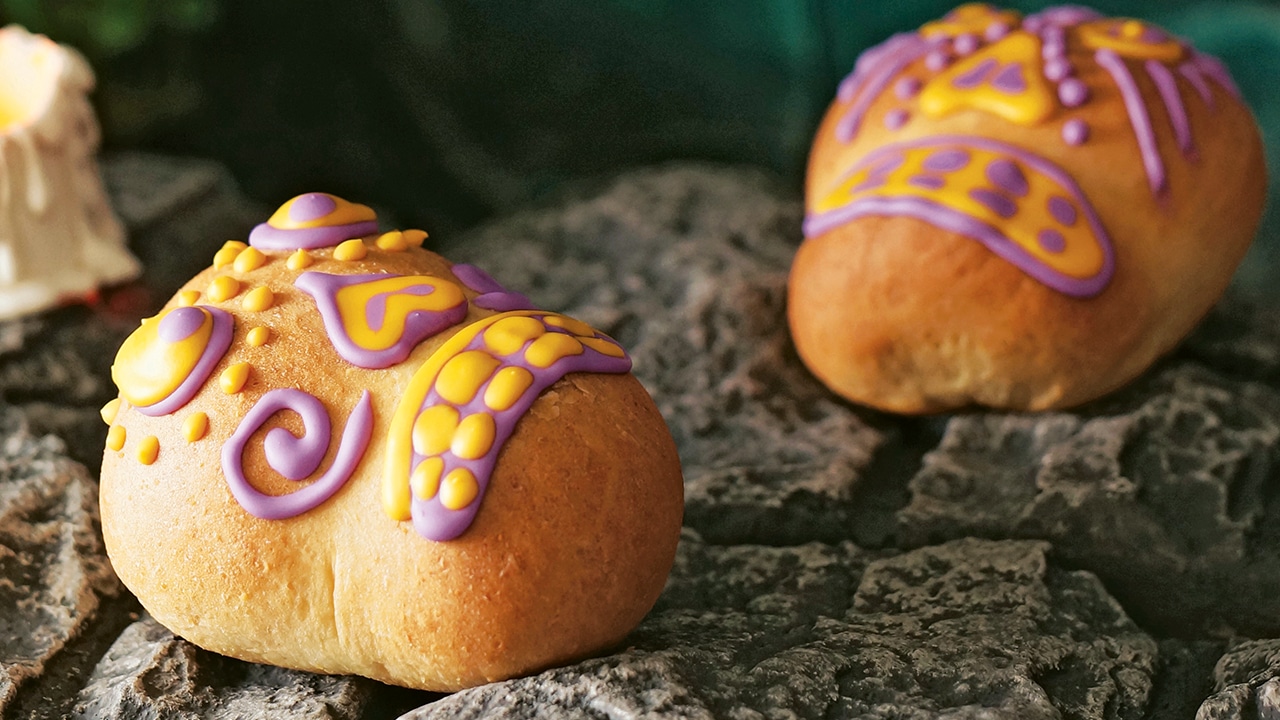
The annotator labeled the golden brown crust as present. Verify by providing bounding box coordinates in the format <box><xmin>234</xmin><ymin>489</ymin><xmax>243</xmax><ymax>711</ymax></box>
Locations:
<box><xmin>790</xmin><ymin>15</ymin><xmax>1267</xmax><ymax>412</ymax></box>
<box><xmin>100</xmin><ymin>242</ymin><xmax>684</xmax><ymax>691</ymax></box>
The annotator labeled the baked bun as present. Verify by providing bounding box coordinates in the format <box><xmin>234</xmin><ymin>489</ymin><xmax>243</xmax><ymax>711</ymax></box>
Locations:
<box><xmin>99</xmin><ymin>193</ymin><xmax>684</xmax><ymax>691</ymax></box>
<box><xmin>789</xmin><ymin>3</ymin><xmax>1267</xmax><ymax>413</ymax></box>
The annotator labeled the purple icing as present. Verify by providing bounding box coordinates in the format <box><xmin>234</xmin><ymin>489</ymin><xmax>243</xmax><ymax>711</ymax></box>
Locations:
<box><xmin>1191</xmin><ymin>52</ymin><xmax>1241</xmax><ymax>100</ymax></box>
<box><xmin>884</xmin><ymin>109</ymin><xmax>909</xmax><ymax>129</ymax></box>
<box><xmin>1024</xmin><ymin>16</ymin><xmax>1046</xmax><ymax>33</ymax></box>
<box><xmin>1044</xmin><ymin>58</ymin><xmax>1073</xmax><ymax>81</ymax></box>
<box><xmin>450</xmin><ymin>263</ymin><xmax>504</xmax><ymax>294</ymax></box>
<box><xmin>926</xmin><ymin>50</ymin><xmax>951</xmax><ymax>72</ymax></box>
<box><xmin>969</xmin><ymin>188</ymin><xmax>1019</xmax><ymax>219</ymax></box>
<box><xmin>1037</xmin><ymin>229</ymin><xmax>1068</xmax><ymax>254</ymax></box>
<box><xmin>1178</xmin><ymin>62</ymin><xmax>1215</xmax><ymax>107</ymax></box>
<box><xmin>249</xmin><ymin>220</ymin><xmax>380</xmax><ymax>251</ymax></box>
<box><xmin>954</xmin><ymin>33</ymin><xmax>979</xmax><ymax>55</ymax></box>
<box><xmin>1058</xmin><ymin>78</ymin><xmax>1089</xmax><ymax>107</ymax></box>
<box><xmin>985</xmin><ymin>21</ymin><xmax>1010</xmax><ymax>42</ymax></box>
<box><xmin>365</xmin><ymin>284</ymin><xmax>437</xmax><ymax>330</ymax></box>
<box><xmin>157</xmin><ymin>306</ymin><xmax>206</xmax><ymax>342</ymax></box>
<box><xmin>1145</xmin><ymin>59</ymin><xmax>1195</xmax><ymax>155</ymax></box>
<box><xmin>1096</xmin><ymin>48</ymin><xmax>1165</xmax><ymax>194</ymax></box>
<box><xmin>803</xmin><ymin>136</ymin><xmax>1116</xmax><ymax>298</ymax></box>
<box><xmin>837</xmin><ymin>74</ymin><xmax>858</xmax><ymax>103</ymax></box>
<box><xmin>992</xmin><ymin>63</ymin><xmax>1027</xmax><ymax>94</ymax></box>
<box><xmin>473</xmin><ymin>292</ymin><xmax>536</xmax><ymax>312</ymax></box>
<box><xmin>222</xmin><ymin>389</ymin><xmax>373</xmax><ymax>520</ymax></box>
<box><xmin>404</xmin><ymin>316</ymin><xmax>633</xmax><ymax>541</ymax></box>
<box><xmin>451</xmin><ymin>263</ymin><xmax>536</xmax><ymax>312</ymax></box>
<box><xmin>895</xmin><ymin>76</ymin><xmax>922</xmax><ymax>99</ymax></box>
<box><xmin>922</xmin><ymin>149</ymin><xmax>970</xmax><ymax>172</ymax></box>
<box><xmin>1062</xmin><ymin>118</ymin><xmax>1090</xmax><ymax>145</ymax></box>
<box><xmin>134</xmin><ymin>306</ymin><xmax>234</xmax><ymax>417</ymax></box>
<box><xmin>295</xmin><ymin>272</ymin><xmax>468</xmax><ymax>369</ymax></box>
<box><xmin>953</xmin><ymin>58</ymin><xmax>997</xmax><ymax>89</ymax></box>
<box><xmin>986</xmin><ymin>159</ymin><xmax>1029</xmax><ymax>197</ymax></box>
<box><xmin>1048</xmin><ymin>196</ymin><xmax>1079</xmax><ymax>226</ymax></box>
<box><xmin>1042</xmin><ymin>24</ymin><xmax>1067</xmax><ymax>45</ymax></box>
<box><xmin>287</xmin><ymin>193</ymin><xmax>338</xmax><ymax>223</ymax></box>
<box><xmin>836</xmin><ymin>33</ymin><xmax>931</xmax><ymax>142</ymax></box>
<box><xmin>908</xmin><ymin>174</ymin><xmax>947</xmax><ymax>190</ymax></box>
<box><xmin>1027</xmin><ymin>5</ymin><xmax>1102</xmax><ymax>27</ymax></box>
<box><xmin>1042</xmin><ymin>41</ymin><xmax>1066</xmax><ymax>61</ymax></box>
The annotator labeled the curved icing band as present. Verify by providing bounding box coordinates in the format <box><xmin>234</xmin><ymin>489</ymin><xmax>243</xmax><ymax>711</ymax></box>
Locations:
<box><xmin>249</xmin><ymin>192</ymin><xmax>380</xmax><ymax>250</ymax></box>
<box><xmin>805</xmin><ymin>136</ymin><xmax>1115</xmax><ymax>297</ymax></box>
<box><xmin>450</xmin><ymin>263</ymin><xmax>535</xmax><ymax>312</ymax></box>
<box><xmin>385</xmin><ymin>310</ymin><xmax>631</xmax><ymax>541</ymax></box>
<box><xmin>221</xmin><ymin>389</ymin><xmax>373</xmax><ymax>520</ymax></box>
<box><xmin>295</xmin><ymin>272</ymin><xmax>469</xmax><ymax>369</ymax></box>
<box><xmin>112</xmin><ymin>305</ymin><xmax>234</xmax><ymax>416</ymax></box>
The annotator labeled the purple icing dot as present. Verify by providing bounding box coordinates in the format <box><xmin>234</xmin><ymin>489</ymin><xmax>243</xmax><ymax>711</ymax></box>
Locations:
<box><xmin>158</xmin><ymin>306</ymin><xmax>206</xmax><ymax>342</ymax></box>
<box><xmin>954</xmin><ymin>33</ymin><xmax>979</xmax><ymax>55</ymax></box>
<box><xmin>1042</xmin><ymin>25</ymin><xmax>1066</xmax><ymax>45</ymax></box>
<box><xmin>884</xmin><ymin>109</ymin><xmax>909</xmax><ymax>130</ymax></box>
<box><xmin>895</xmin><ymin>76</ymin><xmax>922</xmax><ymax>99</ymax></box>
<box><xmin>1058</xmin><ymin>78</ymin><xmax>1089</xmax><ymax>107</ymax></box>
<box><xmin>986</xmin><ymin>159</ymin><xmax>1029</xmax><ymax>197</ymax></box>
<box><xmin>908</xmin><ymin>174</ymin><xmax>946</xmax><ymax>190</ymax></box>
<box><xmin>985</xmin><ymin>21</ymin><xmax>1010</xmax><ymax>42</ymax></box>
<box><xmin>922</xmin><ymin>149</ymin><xmax>971</xmax><ymax>172</ymax></box>
<box><xmin>287</xmin><ymin>193</ymin><xmax>337</xmax><ymax>223</ymax></box>
<box><xmin>969</xmin><ymin>188</ymin><xmax>1019</xmax><ymax>219</ymax></box>
<box><xmin>1042</xmin><ymin>40</ymin><xmax>1066</xmax><ymax>60</ymax></box>
<box><xmin>926</xmin><ymin>50</ymin><xmax>952</xmax><ymax>72</ymax></box>
<box><xmin>1047</xmin><ymin>196</ymin><xmax>1079</xmax><ymax>226</ymax></box>
<box><xmin>1044</xmin><ymin>58</ymin><xmax>1073</xmax><ymax>82</ymax></box>
<box><xmin>1062</xmin><ymin>118</ymin><xmax>1090</xmax><ymax>145</ymax></box>
<box><xmin>992</xmin><ymin>63</ymin><xmax>1027</xmax><ymax>94</ymax></box>
<box><xmin>1037</xmin><ymin>229</ymin><xmax>1068</xmax><ymax>254</ymax></box>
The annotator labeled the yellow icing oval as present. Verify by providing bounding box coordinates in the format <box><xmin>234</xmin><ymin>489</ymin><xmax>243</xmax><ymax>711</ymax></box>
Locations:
<box><xmin>112</xmin><ymin>308</ymin><xmax>215</xmax><ymax>408</ymax></box>
<box><xmin>439</xmin><ymin>468</ymin><xmax>479</xmax><ymax>510</ymax></box>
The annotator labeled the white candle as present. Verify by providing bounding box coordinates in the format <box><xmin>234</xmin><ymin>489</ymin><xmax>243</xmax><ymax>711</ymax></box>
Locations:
<box><xmin>0</xmin><ymin>25</ymin><xmax>139</xmax><ymax>319</ymax></box>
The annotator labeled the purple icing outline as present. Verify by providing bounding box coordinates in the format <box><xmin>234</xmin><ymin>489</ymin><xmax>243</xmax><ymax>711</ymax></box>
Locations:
<box><xmin>1095</xmin><ymin>48</ymin><xmax>1165</xmax><ymax>195</ymax></box>
<box><xmin>134</xmin><ymin>306</ymin><xmax>234</xmax><ymax>417</ymax></box>
<box><xmin>295</xmin><ymin>272</ymin><xmax>468</xmax><ymax>370</ymax></box>
<box><xmin>836</xmin><ymin>33</ymin><xmax>931</xmax><ymax>142</ymax></box>
<box><xmin>222</xmin><ymin>389</ymin><xmax>373</xmax><ymax>520</ymax></box>
<box><xmin>804</xmin><ymin>135</ymin><xmax>1116</xmax><ymax>298</ymax></box>
<box><xmin>248</xmin><ymin>220</ymin><xmax>380</xmax><ymax>251</ymax></box>
<box><xmin>404</xmin><ymin>317</ymin><xmax>633</xmax><ymax>541</ymax></box>
<box><xmin>451</xmin><ymin>263</ymin><xmax>536</xmax><ymax>312</ymax></box>
<box><xmin>1189</xmin><ymin>51</ymin><xmax>1241</xmax><ymax>100</ymax></box>
<box><xmin>1145</xmin><ymin>59</ymin><xmax>1194</xmax><ymax>156</ymax></box>
<box><xmin>1177</xmin><ymin>62</ymin><xmax>1215</xmax><ymax>107</ymax></box>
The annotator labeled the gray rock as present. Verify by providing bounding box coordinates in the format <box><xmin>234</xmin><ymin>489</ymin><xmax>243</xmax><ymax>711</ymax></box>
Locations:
<box><xmin>406</xmin><ymin>534</ymin><xmax>1157</xmax><ymax>719</ymax></box>
<box><xmin>1196</xmin><ymin>640</ymin><xmax>1280</xmax><ymax>720</ymax></box>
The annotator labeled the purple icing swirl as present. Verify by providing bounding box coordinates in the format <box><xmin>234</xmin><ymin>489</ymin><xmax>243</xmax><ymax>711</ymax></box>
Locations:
<box><xmin>135</xmin><ymin>306</ymin><xmax>234</xmax><ymax>417</ymax></box>
<box><xmin>222</xmin><ymin>389</ymin><xmax>373</xmax><ymax>520</ymax></box>
<box><xmin>248</xmin><ymin>220</ymin><xmax>380</xmax><ymax>251</ymax></box>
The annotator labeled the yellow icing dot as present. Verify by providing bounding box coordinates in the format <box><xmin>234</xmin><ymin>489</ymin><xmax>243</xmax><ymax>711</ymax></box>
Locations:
<box><xmin>137</xmin><ymin>436</ymin><xmax>159</xmax><ymax>465</ymax></box>
<box><xmin>525</xmin><ymin>333</ymin><xmax>584</xmax><ymax>368</ymax></box>
<box><xmin>220</xmin><ymin>362</ymin><xmax>251</xmax><ymax>394</ymax></box>
<box><xmin>241</xmin><ymin>286</ymin><xmax>274</xmax><ymax>312</ymax></box>
<box><xmin>436</xmin><ymin>351</ymin><xmax>501</xmax><ymax>405</ymax></box>
<box><xmin>206</xmin><ymin>275</ymin><xmax>241</xmax><ymax>302</ymax></box>
<box><xmin>176</xmin><ymin>290</ymin><xmax>201</xmax><ymax>307</ymax></box>
<box><xmin>333</xmin><ymin>239</ymin><xmax>368</xmax><ymax>262</ymax></box>
<box><xmin>100</xmin><ymin>398</ymin><xmax>120</xmax><ymax>425</ymax></box>
<box><xmin>106</xmin><ymin>424</ymin><xmax>126</xmax><ymax>451</ymax></box>
<box><xmin>233</xmin><ymin>247</ymin><xmax>267</xmax><ymax>273</ymax></box>
<box><xmin>402</xmin><ymin>229</ymin><xmax>428</xmax><ymax>247</ymax></box>
<box><xmin>483</xmin><ymin>366</ymin><xmax>535</xmax><ymax>412</ymax></box>
<box><xmin>246</xmin><ymin>326</ymin><xmax>270</xmax><ymax>347</ymax></box>
<box><xmin>183</xmin><ymin>412</ymin><xmax>209</xmax><ymax>442</ymax></box>
<box><xmin>484</xmin><ymin>316</ymin><xmax>546</xmax><ymax>356</ymax></box>
<box><xmin>439</xmin><ymin>468</ymin><xmax>479</xmax><ymax>510</ymax></box>
<box><xmin>411</xmin><ymin>458</ymin><xmax>444</xmax><ymax>500</ymax></box>
<box><xmin>375</xmin><ymin>231</ymin><xmax>408</xmax><ymax>252</ymax></box>
<box><xmin>544</xmin><ymin>314</ymin><xmax>595</xmax><ymax>337</ymax></box>
<box><xmin>581</xmin><ymin>336</ymin><xmax>627</xmax><ymax>358</ymax></box>
<box><xmin>287</xmin><ymin>249</ymin><xmax>313</xmax><ymax>270</ymax></box>
<box><xmin>213</xmin><ymin>241</ymin><xmax>246</xmax><ymax>269</ymax></box>
<box><xmin>412</xmin><ymin>405</ymin><xmax>460</xmax><ymax>456</ymax></box>
<box><xmin>451</xmin><ymin>413</ymin><xmax>496</xmax><ymax>460</ymax></box>
<box><xmin>1077</xmin><ymin>19</ymin><xmax>1185</xmax><ymax>61</ymax></box>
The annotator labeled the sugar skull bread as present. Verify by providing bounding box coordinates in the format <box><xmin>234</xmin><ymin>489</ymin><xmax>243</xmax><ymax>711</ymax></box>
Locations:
<box><xmin>99</xmin><ymin>193</ymin><xmax>684</xmax><ymax>691</ymax></box>
<box><xmin>789</xmin><ymin>3</ymin><xmax>1267</xmax><ymax>413</ymax></box>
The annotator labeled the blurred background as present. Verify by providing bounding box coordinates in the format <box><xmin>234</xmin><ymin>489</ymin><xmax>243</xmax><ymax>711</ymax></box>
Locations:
<box><xmin>2</xmin><ymin>0</ymin><xmax>1278</xmax><ymax>292</ymax></box>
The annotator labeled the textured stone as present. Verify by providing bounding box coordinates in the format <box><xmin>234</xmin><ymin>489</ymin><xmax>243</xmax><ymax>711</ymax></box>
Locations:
<box><xmin>1196</xmin><ymin>640</ymin><xmax>1280</xmax><ymax>720</ymax></box>
<box><xmin>405</xmin><ymin>533</ymin><xmax>1157</xmax><ymax>719</ymax></box>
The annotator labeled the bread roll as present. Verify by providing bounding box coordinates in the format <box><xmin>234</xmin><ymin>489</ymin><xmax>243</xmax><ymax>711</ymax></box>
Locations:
<box><xmin>790</xmin><ymin>3</ymin><xmax>1267</xmax><ymax>412</ymax></box>
<box><xmin>100</xmin><ymin>193</ymin><xmax>684</xmax><ymax>691</ymax></box>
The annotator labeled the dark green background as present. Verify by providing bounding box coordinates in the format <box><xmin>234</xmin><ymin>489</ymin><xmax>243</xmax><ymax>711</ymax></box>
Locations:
<box><xmin>5</xmin><ymin>0</ymin><xmax>1279</xmax><ymax>291</ymax></box>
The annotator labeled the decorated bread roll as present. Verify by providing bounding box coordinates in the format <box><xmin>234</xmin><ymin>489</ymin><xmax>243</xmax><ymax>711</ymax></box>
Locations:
<box><xmin>790</xmin><ymin>3</ymin><xmax>1267</xmax><ymax>413</ymax></box>
<box><xmin>99</xmin><ymin>193</ymin><xmax>684</xmax><ymax>691</ymax></box>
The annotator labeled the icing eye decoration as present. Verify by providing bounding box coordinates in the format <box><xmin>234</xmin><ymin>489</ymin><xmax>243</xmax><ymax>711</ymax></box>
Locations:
<box><xmin>806</xmin><ymin>135</ymin><xmax>1114</xmax><ymax>297</ymax></box>
<box><xmin>1078</xmin><ymin>18</ymin><xmax>1185</xmax><ymax>61</ymax></box>
<box><xmin>111</xmin><ymin>305</ymin><xmax>234</xmax><ymax>416</ymax></box>
<box><xmin>384</xmin><ymin>310</ymin><xmax>631</xmax><ymax>541</ymax></box>
<box><xmin>920</xmin><ymin>3</ymin><xmax>1021</xmax><ymax>39</ymax></box>
<box><xmin>248</xmin><ymin>193</ymin><xmax>379</xmax><ymax>251</ymax></box>
<box><xmin>919</xmin><ymin>31</ymin><xmax>1056</xmax><ymax>125</ymax></box>
<box><xmin>295</xmin><ymin>272</ymin><xmax>469</xmax><ymax>369</ymax></box>
<box><xmin>450</xmin><ymin>263</ymin><xmax>535</xmax><ymax>312</ymax></box>
<box><xmin>222</xmin><ymin>389</ymin><xmax>374</xmax><ymax>519</ymax></box>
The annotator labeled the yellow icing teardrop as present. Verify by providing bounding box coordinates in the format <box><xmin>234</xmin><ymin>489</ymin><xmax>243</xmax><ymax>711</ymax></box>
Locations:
<box><xmin>246</xmin><ymin>326</ymin><xmax>270</xmax><ymax>347</ymax></box>
<box><xmin>100</xmin><ymin>398</ymin><xmax>120</xmax><ymax>425</ymax></box>
<box><xmin>220</xmin><ymin>363</ymin><xmax>251</xmax><ymax>394</ymax></box>
<box><xmin>402</xmin><ymin>229</ymin><xmax>428</xmax><ymax>247</ymax></box>
<box><xmin>176</xmin><ymin>290</ymin><xmax>201</xmax><ymax>307</ymax></box>
<box><xmin>206</xmin><ymin>276</ymin><xmax>241</xmax><ymax>302</ymax></box>
<box><xmin>483</xmin><ymin>366</ymin><xmax>535</xmax><ymax>412</ymax></box>
<box><xmin>137</xmin><ymin>436</ymin><xmax>160</xmax><ymax>465</ymax></box>
<box><xmin>411</xmin><ymin>458</ymin><xmax>444</xmax><ymax>500</ymax></box>
<box><xmin>484</xmin><ymin>316</ymin><xmax>546</xmax><ymax>356</ymax></box>
<box><xmin>183</xmin><ymin>412</ymin><xmax>209</xmax><ymax>442</ymax></box>
<box><xmin>451</xmin><ymin>413</ymin><xmax>496</xmax><ymax>460</ymax></box>
<box><xmin>525</xmin><ymin>333</ymin><xmax>584</xmax><ymax>368</ymax></box>
<box><xmin>412</xmin><ymin>405</ymin><xmax>460</xmax><ymax>456</ymax></box>
<box><xmin>439</xmin><ymin>468</ymin><xmax>479</xmax><ymax>510</ymax></box>
<box><xmin>106</xmin><ymin>424</ymin><xmax>126</xmax><ymax>451</ymax></box>
<box><xmin>233</xmin><ymin>247</ymin><xmax>267</xmax><ymax>273</ymax></box>
<box><xmin>333</xmin><ymin>239</ymin><xmax>368</xmax><ymax>261</ymax></box>
<box><xmin>287</xmin><ymin>249</ymin><xmax>313</xmax><ymax>270</ymax></box>
<box><xmin>436</xmin><ymin>351</ymin><xmax>501</xmax><ymax>405</ymax></box>
<box><xmin>241</xmin><ymin>286</ymin><xmax>274</xmax><ymax>312</ymax></box>
<box><xmin>376</xmin><ymin>231</ymin><xmax>408</xmax><ymax>251</ymax></box>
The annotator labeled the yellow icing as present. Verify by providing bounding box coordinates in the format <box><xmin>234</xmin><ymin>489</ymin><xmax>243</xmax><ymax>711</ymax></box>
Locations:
<box><xmin>233</xmin><ymin>247</ymin><xmax>267</xmax><ymax>273</ymax></box>
<box><xmin>333</xmin><ymin>239</ymin><xmax>368</xmax><ymax>261</ymax></box>
<box><xmin>525</xmin><ymin>333</ymin><xmax>584</xmax><ymax>368</ymax></box>
<box><xmin>403</xmin><ymin>229</ymin><xmax>429</xmax><ymax>247</ymax></box>
<box><xmin>183</xmin><ymin>412</ymin><xmax>209</xmax><ymax>442</ymax></box>
<box><xmin>1077</xmin><ymin>19</ymin><xmax>1185</xmax><ymax>61</ymax></box>
<box><xmin>246</xmin><ymin>326</ymin><xmax>270</xmax><ymax>347</ymax></box>
<box><xmin>137</xmin><ymin>436</ymin><xmax>160</xmax><ymax>465</ymax></box>
<box><xmin>439</xmin><ymin>468</ymin><xmax>479</xmax><ymax>511</ymax></box>
<box><xmin>484</xmin><ymin>316</ymin><xmax>546</xmax><ymax>356</ymax></box>
<box><xmin>220</xmin><ymin>362</ymin><xmax>251</xmax><ymax>394</ymax></box>
<box><xmin>436</xmin><ymin>351</ymin><xmax>501</xmax><ymax>405</ymax></box>
<box><xmin>112</xmin><ymin>308</ymin><xmax>215</xmax><ymax>408</ymax></box>
<box><xmin>176</xmin><ymin>290</ymin><xmax>201</xmax><ymax>307</ymax></box>
<box><xmin>241</xmin><ymin>286</ymin><xmax>274</xmax><ymax>312</ymax></box>
<box><xmin>267</xmin><ymin>193</ymin><xmax>376</xmax><ymax>230</ymax></box>
<box><xmin>920</xmin><ymin>3</ymin><xmax>1021</xmax><ymax>38</ymax></box>
<box><xmin>413</xmin><ymin>405</ymin><xmax>460</xmax><ymax>456</ymax></box>
<box><xmin>287</xmin><ymin>249</ymin><xmax>313</xmax><ymax>270</ymax></box>
<box><xmin>483</xmin><ymin>367</ymin><xmax>535</xmax><ymax>412</ymax></box>
<box><xmin>543</xmin><ymin>314</ymin><xmax>596</xmax><ymax>337</ymax></box>
<box><xmin>100</xmin><ymin>398</ymin><xmax>120</xmax><ymax>425</ymax></box>
<box><xmin>206</xmin><ymin>276</ymin><xmax>241</xmax><ymax>302</ymax></box>
<box><xmin>411</xmin><ymin>458</ymin><xmax>444</xmax><ymax>500</ymax></box>
<box><xmin>581</xmin><ymin>337</ymin><xmax>628</xmax><ymax>358</ymax></box>
<box><xmin>919</xmin><ymin>32</ymin><xmax>1056</xmax><ymax>125</ymax></box>
<box><xmin>106</xmin><ymin>425</ymin><xmax>126</xmax><ymax>451</ymax></box>
<box><xmin>213</xmin><ymin>241</ymin><xmax>247</xmax><ymax>269</ymax></box>
<box><xmin>376</xmin><ymin>231</ymin><xmax>408</xmax><ymax>251</ymax></box>
<box><xmin>451</xmin><ymin>413</ymin><xmax>496</xmax><ymax>460</ymax></box>
<box><xmin>331</xmin><ymin>275</ymin><xmax>466</xmax><ymax>352</ymax></box>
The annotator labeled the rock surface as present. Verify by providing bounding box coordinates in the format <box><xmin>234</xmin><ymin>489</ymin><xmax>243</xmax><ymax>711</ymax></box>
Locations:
<box><xmin>2</xmin><ymin>158</ymin><xmax>1279</xmax><ymax>718</ymax></box>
